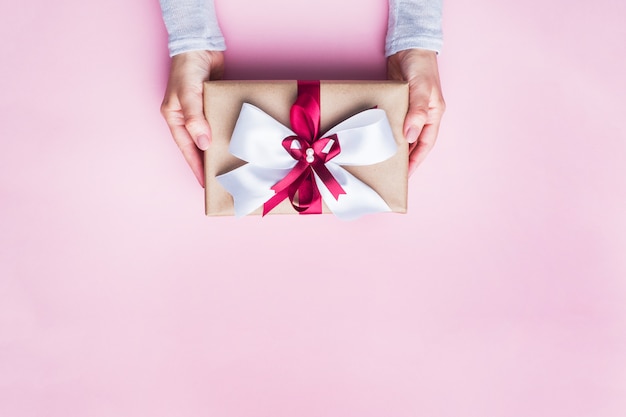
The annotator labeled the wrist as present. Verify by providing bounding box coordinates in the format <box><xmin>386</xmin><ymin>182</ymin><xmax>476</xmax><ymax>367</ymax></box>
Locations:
<box><xmin>170</xmin><ymin>50</ymin><xmax>224</xmax><ymax>79</ymax></box>
<box><xmin>172</xmin><ymin>50</ymin><xmax>222</xmax><ymax>63</ymax></box>
<box><xmin>392</xmin><ymin>48</ymin><xmax>437</xmax><ymax>60</ymax></box>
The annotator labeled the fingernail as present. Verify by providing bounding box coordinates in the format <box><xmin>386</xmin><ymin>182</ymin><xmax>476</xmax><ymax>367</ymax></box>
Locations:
<box><xmin>197</xmin><ymin>134</ymin><xmax>210</xmax><ymax>150</ymax></box>
<box><xmin>405</xmin><ymin>127</ymin><xmax>419</xmax><ymax>144</ymax></box>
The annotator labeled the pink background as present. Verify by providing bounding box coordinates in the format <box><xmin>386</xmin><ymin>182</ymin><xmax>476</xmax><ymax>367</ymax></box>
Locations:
<box><xmin>1</xmin><ymin>0</ymin><xmax>625</xmax><ymax>416</ymax></box>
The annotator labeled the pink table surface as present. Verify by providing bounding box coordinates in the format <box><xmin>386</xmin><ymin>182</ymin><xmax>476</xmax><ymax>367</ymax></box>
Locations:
<box><xmin>1</xmin><ymin>0</ymin><xmax>625</xmax><ymax>416</ymax></box>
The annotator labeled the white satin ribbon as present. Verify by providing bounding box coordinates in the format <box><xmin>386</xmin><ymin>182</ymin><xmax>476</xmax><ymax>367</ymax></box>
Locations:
<box><xmin>217</xmin><ymin>103</ymin><xmax>398</xmax><ymax>220</ymax></box>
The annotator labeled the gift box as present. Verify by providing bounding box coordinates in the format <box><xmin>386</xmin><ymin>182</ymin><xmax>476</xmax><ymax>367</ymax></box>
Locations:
<box><xmin>204</xmin><ymin>80</ymin><xmax>409</xmax><ymax>219</ymax></box>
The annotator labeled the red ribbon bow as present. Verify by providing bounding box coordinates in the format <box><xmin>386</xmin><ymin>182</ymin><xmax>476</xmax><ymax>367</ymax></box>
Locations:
<box><xmin>263</xmin><ymin>81</ymin><xmax>346</xmax><ymax>215</ymax></box>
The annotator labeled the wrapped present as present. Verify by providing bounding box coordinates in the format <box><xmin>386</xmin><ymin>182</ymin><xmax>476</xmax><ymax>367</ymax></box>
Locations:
<box><xmin>204</xmin><ymin>80</ymin><xmax>409</xmax><ymax>220</ymax></box>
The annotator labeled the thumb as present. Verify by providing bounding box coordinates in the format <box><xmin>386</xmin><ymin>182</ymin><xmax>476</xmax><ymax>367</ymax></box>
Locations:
<box><xmin>180</xmin><ymin>87</ymin><xmax>211</xmax><ymax>150</ymax></box>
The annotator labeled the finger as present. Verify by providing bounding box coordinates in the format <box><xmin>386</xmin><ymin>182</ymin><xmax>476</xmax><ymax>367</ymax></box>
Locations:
<box><xmin>169</xmin><ymin>124</ymin><xmax>205</xmax><ymax>187</ymax></box>
<box><xmin>408</xmin><ymin>122</ymin><xmax>441</xmax><ymax>176</ymax></box>
<box><xmin>179</xmin><ymin>87</ymin><xmax>211</xmax><ymax>151</ymax></box>
<box><xmin>403</xmin><ymin>84</ymin><xmax>430</xmax><ymax>144</ymax></box>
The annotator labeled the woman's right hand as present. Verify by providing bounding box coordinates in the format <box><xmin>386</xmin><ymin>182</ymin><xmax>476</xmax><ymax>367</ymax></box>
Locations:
<box><xmin>161</xmin><ymin>50</ymin><xmax>225</xmax><ymax>187</ymax></box>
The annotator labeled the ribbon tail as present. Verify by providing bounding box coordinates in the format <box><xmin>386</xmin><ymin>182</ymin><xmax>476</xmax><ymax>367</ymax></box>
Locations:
<box><xmin>311</xmin><ymin>161</ymin><xmax>346</xmax><ymax>200</ymax></box>
<box><xmin>263</xmin><ymin>188</ymin><xmax>290</xmax><ymax>216</ymax></box>
<box><xmin>217</xmin><ymin>165</ymin><xmax>293</xmax><ymax>217</ymax></box>
<box><xmin>314</xmin><ymin>163</ymin><xmax>391</xmax><ymax>221</ymax></box>
<box><xmin>263</xmin><ymin>161</ymin><xmax>310</xmax><ymax>215</ymax></box>
<box><xmin>291</xmin><ymin>173</ymin><xmax>323</xmax><ymax>215</ymax></box>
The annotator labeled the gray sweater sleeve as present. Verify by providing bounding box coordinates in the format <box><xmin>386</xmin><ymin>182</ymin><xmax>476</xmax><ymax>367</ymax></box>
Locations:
<box><xmin>386</xmin><ymin>0</ymin><xmax>443</xmax><ymax>56</ymax></box>
<box><xmin>159</xmin><ymin>0</ymin><xmax>225</xmax><ymax>56</ymax></box>
<box><xmin>159</xmin><ymin>0</ymin><xmax>442</xmax><ymax>57</ymax></box>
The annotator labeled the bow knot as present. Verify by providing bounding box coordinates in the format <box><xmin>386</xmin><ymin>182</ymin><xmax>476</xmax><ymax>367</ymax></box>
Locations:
<box><xmin>266</xmin><ymin>132</ymin><xmax>345</xmax><ymax>215</ymax></box>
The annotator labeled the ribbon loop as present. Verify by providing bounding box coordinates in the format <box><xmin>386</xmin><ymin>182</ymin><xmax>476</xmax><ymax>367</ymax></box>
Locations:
<box><xmin>290</xmin><ymin>80</ymin><xmax>321</xmax><ymax>141</ymax></box>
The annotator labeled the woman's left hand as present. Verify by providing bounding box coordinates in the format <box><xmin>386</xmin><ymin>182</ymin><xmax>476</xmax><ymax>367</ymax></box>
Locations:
<box><xmin>388</xmin><ymin>48</ymin><xmax>446</xmax><ymax>176</ymax></box>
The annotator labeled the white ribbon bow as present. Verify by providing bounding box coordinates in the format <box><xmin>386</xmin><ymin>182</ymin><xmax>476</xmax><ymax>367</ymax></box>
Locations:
<box><xmin>217</xmin><ymin>103</ymin><xmax>398</xmax><ymax>220</ymax></box>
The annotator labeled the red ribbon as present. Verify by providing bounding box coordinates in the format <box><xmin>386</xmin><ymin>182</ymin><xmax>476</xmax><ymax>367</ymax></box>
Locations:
<box><xmin>263</xmin><ymin>81</ymin><xmax>346</xmax><ymax>215</ymax></box>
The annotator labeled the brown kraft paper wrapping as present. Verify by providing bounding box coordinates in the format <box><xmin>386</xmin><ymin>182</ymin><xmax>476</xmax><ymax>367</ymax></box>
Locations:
<box><xmin>203</xmin><ymin>80</ymin><xmax>409</xmax><ymax>216</ymax></box>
